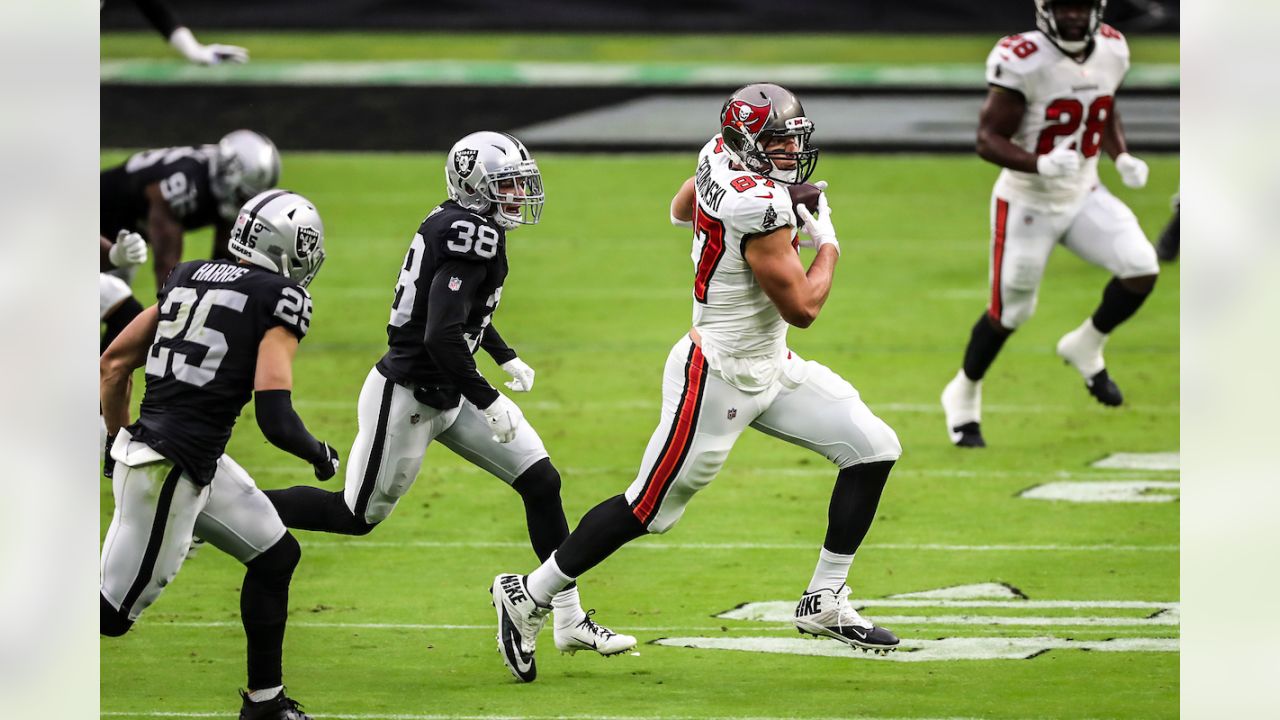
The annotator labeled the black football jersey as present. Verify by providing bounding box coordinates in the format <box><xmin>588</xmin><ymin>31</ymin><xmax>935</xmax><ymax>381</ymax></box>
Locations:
<box><xmin>100</xmin><ymin>145</ymin><xmax>227</xmax><ymax>238</ymax></box>
<box><xmin>376</xmin><ymin>200</ymin><xmax>509</xmax><ymax>409</ymax></box>
<box><xmin>129</xmin><ymin>259</ymin><xmax>313</xmax><ymax>485</ymax></box>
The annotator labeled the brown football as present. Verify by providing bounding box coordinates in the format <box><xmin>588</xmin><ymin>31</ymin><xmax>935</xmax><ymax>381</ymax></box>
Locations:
<box><xmin>787</xmin><ymin>182</ymin><xmax>822</xmax><ymax>215</ymax></box>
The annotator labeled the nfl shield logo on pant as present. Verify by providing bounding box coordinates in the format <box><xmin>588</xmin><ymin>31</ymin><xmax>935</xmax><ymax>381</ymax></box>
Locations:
<box><xmin>727</xmin><ymin>408</ymin><xmax>737</xmax><ymax>420</ymax></box>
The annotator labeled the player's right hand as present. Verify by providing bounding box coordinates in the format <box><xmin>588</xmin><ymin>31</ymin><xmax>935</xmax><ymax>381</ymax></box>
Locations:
<box><xmin>312</xmin><ymin>442</ymin><xmax>340</xmax><ymax>481</ymax></box>
<box><xmin>796</xmin><ymin>193</ymin><xmax>841</xmax><ymax>256</ymax></box>
<box><xmin>103</xmin><ymin>433</ymin><xmax>116</xmax><ymax>479</ymax></box>
<box><xmin>482</xmin><ymin>393</ymin><xmax>524</xmax><ymax>444</ymax></box>
<box><xmin>109</xmin><ymin>230</ymin><xmax>148</xmax><ymax>268</ymax></box>
<box><xmin>1036</xmin><ymin>139</ymin><xmax>1082</xmax><ymax>178</ymax></box>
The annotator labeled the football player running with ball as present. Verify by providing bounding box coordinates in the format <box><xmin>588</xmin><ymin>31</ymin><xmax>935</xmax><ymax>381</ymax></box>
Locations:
<box><xmin>492</xmin><ymin>84</ymin><xmax>903</xmax><ymax>682</ymax></box>
<box><xmin>941</xmin><ymin>0</ymin><xmax>1160</xmax><ymax>448</ymax></box>
<box><xmin>264</xmin><ymin>132</ymin><xmax>634</xmax><ymax>672</ymax></box>
<box><xmin>101</xmin><ymin>191</ymin><xmax>336</xmax><ymax>719</ymax></box>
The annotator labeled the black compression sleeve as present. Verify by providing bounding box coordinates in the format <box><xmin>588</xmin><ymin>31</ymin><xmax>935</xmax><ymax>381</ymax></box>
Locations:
<box><xmin>423</xmin><ymin>260</ymin><xmax>499</xmax><ymax>409</ymax></box>
<box><xmin>480</xmin><ymin>323</ymin><xmax>518</xmax><ymax>365</ymax></box>
<box><xmin>255</xmin><ymin>390</ymin><xmax>327</xmax><ymax>464</ymax></box>
<box><xmin>131</xmin><ymin>0</ymin><xmax>182</xmax><ymax>38</ymax></box>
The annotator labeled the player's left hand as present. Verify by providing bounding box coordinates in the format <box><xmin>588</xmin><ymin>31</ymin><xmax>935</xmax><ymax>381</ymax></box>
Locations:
<box><xmin>109</xmin><ymin>229</ymin><xmax>148</xmax><ymax>268</ymax></box>
<box><xmin>170</xmin><ymin>27</ymin><xmax>249</xmax><ymax>66</ymax></box>
<box><xmin>312</xmin><ymin>442</ymin><xmax>340</xmax><ymax>481</ymax></box>
<box><xmin>1114</xmin><ymin>153</ymin><xmax>1149</xmax><ymax>189</ymax></box>
<box><xmin>500</xmin><ymin>358</ymin><xmax>536</xmax><ymax>392</ymax></box>
<box><xmin>796</xmin><ymin>193</ymin><xmax>841</xmax><ymax>256</ymax></box>
<box><xmin>103</xmin><ymin>433</ymin><xmax>116</xmax><ymax>478</ymax></box>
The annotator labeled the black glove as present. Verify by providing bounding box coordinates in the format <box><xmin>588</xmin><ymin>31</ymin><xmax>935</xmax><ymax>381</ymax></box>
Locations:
<box><xmin>313</xmin><ymin>442</ymin><xmax>340</xmax><ymax>481</ymax></box>
<box><xmin>104</xmin><ymin>433</ymin><xmax>117</xmax><ymax>478</ymax></box>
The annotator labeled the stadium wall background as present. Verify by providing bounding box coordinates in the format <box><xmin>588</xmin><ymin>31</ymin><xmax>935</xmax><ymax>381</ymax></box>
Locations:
<box><xmin>100</xmin><ymin>0</ymin><xmax>1179</xmax><ymax>34</ymax></box>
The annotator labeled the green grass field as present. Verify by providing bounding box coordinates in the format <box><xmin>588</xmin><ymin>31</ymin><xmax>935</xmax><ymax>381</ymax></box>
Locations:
<box><xmin>100</xmin><ymin>150</ymin><xmax>1179</xmax><ymax>719</ymax></box>
<box><xmin>100</xmin><ymin>31</ymin><xmax>1180</xmax><ymax>64</ymax></box>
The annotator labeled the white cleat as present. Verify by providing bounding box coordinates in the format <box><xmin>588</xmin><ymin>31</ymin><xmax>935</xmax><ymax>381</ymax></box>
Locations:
<box><xmin>940</xmin><ymin>370</ymin><xmax>985</xmax><ymax>448</ymax></box>
<box><xmin>554</xmin><ymin>609</ymin><xmax>637</xmax><ymax>656</ymax></box>
<box><xmin>491</xmin><ymin>573</ymin><xmax>550</xmax><ymax>682</ymax></box>
<box><xmin>794</xmin><ymin>584</ymin><xmax>899</xmax><ymax>652</ymax></box>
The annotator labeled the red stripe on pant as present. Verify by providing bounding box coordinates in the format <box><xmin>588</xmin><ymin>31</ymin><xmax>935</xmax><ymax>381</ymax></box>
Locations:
<box><xmin>631</xmin><ymin>344</ymin><xmax>708</xmax><ymax>525</ymax></box>
<box><xmin>988</xmin><ymin>197</ymin><xmax>1010</xmax><ymax>322</ymax></box>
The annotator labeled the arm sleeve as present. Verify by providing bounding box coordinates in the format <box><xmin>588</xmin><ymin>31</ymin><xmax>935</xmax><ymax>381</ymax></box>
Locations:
<box><xmin>131</xmin><ymin>0</ymin><xmax>181</xmax><ymax>39</ymax></box>
<box><xmin>255</xmin><ymin>390</ymin><xmax>328</xmax><ymax>464</ymax></box>
<box><xmin>423</xmin><ymin>259</ymin><xmax>500</xmax><ymax>409</ymax></box>
<box><xmin>480</xmin><ymin>323</ymin><xmax>518</xmax><ymax>365</ymax></box>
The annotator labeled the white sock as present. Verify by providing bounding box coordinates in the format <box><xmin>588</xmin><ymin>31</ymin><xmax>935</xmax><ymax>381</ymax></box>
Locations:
<box><xmin>526</xmin><ymin>552</ymin><xmax>574</xmax><ymax>607</ymax></box>
<box><xmin>551</xmin><ymin>585</ymin><xmax>584</xmax><ymax>627</ymax></box>
<box><xmin>247</xmin><ymin>686</ymin><xmax>283</xmax><ymax>703</ymax></box>
<box><xmin>806</xmin><ymin>547</ymin><xmax>854</xmax><ymax>593</ymax></box>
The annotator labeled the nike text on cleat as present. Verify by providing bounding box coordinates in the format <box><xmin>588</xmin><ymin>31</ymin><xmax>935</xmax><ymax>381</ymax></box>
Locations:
<box><xmin>1085</xmin><ymin>369</ymin><xmax>1124</xmax><ymax>407</ymax></box>
<box><xmin>239</xmin><ymin>688</ymin><xmax>311</xmax><ymax>720</ymax></box>
<box><xmin>491</xmin><ymin>573</ymin><xmax>550</xmax><ymax>682</ymax></box>
<box><xmin>554</xmin><ymin>609</ymin><xmax>637</xmax><ymax>656</ymax></box>
<box><xmin>794</xmin><ymin>585</ymin><xmax>899</xmax><ymax>652</ymax></box>
<box><xmin>941</xmin><ymin>371</ymin><xmax>984</xmax><ymax>448</ymax></box>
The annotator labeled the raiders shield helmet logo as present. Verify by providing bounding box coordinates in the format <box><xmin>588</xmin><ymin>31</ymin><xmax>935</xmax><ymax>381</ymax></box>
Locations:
<box><xmin>295</xmin><ymin>225</ymin><xmax>320</xmax><ymax>257</ymax></box>
<box><xmin>453</xmin><ymin>148</ymin><xmax>479</xmax><ymax>177</ymax></box>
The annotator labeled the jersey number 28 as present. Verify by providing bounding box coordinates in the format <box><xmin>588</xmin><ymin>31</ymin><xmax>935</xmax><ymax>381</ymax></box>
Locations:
<box><xmin>1036</xmin><ymin>95</ymin><xmax>1114</xmax><ymax>158</ymax></box>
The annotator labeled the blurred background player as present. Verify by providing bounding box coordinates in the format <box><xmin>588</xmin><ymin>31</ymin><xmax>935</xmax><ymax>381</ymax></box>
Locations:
<box><xmin>100</xmin><ymin>230</ymin><xmax>148</xmax><ymax>354</ymax></box>
<box><xmin>106</xmin><ymin>0</ymin><xmax>249</xmax><ymax>65</ymax></box>
<box><xmin>100</xmin><ymin>190</ymin><xmax>335</xmax><ymax>720</ymax></box>
<box><xmin>493</xmin><ymin>84</ymin><xmax>903</xmax><ymax>683</ymax></box>
<box><xmin>1156</xmin><ymin>193</ymin><xmax>1179</xmax><ymax>261</ymax></box>
<box><xmin>100</xmin><ymin>130</ymin><xmax>281</xmax><ymax>290</ymax></box>
<box><xmin>940</xmin><ymin>0</ymin><xmax>1160</xmax><ymax>448</ymax></box>
<box><xmin>264</xmin><ymin>132</ymin><xmax>635</xmax><ymax>667</ymax></box>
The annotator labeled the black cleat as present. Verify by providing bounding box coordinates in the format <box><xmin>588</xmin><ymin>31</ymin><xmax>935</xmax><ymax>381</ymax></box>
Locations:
<box><xmin>239</xmin><ymin>689</ymin><xmax>312</xmax><ymax>720</ymax></box>
<box><xmin>1086</xmin><ymin>369</ymin><xmax>1124</xmax><ymax>407</ymax></box>
<box><xmin>1156</xmin><ymin>208</ymin><xmax>1179</xmax><ymax>262</ymax></box>
<box><xmin>951</xmin><ymin>421</ymin><xmax>987</xmax><ymax>448</ymax></box>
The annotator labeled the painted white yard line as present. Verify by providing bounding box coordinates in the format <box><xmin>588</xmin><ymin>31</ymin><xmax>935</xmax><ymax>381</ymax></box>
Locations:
<box><xmin>1091</xmin><ymin>452</ymin><xmax>1180</xmax><ymax>471</ymax></box>
<box><xmin>294</xmin><ymin>539</ymin><xmax>1177</xmax><ymax>552</ymax></box>
<box><xmin>104</xmin><ymin>707</ymin><xmax>988</xmax><ymax>712</ymax></box>
<box><xmin>655</xmin><ymin>636</ymin><xmax>1179</xmax><ymax>662</ymax></box>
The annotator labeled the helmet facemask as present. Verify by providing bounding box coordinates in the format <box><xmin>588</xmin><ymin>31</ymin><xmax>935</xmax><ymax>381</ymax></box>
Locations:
<box><xmin>1035</xmin><ymin>0</ymin><xmax>1106</xmax><ymax>54</ymax></box>
<box><xmin>477</xmin><ymin>160</ymin><xmax>544</xmax><ymax>229</ymax></box>
<box><xmin>751</xmin><ymin>117</ymin><xmax>819</xmax><ymax>185</ymax></box>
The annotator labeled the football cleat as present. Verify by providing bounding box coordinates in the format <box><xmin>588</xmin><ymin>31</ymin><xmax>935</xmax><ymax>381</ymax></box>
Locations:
<box><xmin>491</xmin><ymin>573</ymin><xmax>550</xmax><ymax>682</ymax></box>
<box><xmin>941</xmin><ymin>370</ymin><xmax>985</xmax><ymax>448</ymax></box>
<box><xmin>1085</xmin><ymin>369</ymin><xmax>1124</xmax><ymax>407</ymax></box>
<box><xmin>1057</xmin><ymin>322</ymin><xmax>1123</xmax><ymax>407</ymax></box>
<box><xmin>239</xmin><ymin>688</ymin><xmax>311</xmax><ymax>720</ymax></box>
<box><xmin>554</xmin><ymin>609</ymin><xmax>637</xmax><ymax>656</ymax></box>
<box><xmin>794</xmin><ymin>585</ymin><xmax>899</xmax><ymax>652</ymax></box>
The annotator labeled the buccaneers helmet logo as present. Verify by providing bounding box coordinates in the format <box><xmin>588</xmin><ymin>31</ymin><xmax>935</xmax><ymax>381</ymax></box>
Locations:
<box><xmin>724</xmin><ymin>99</ymin><xmax>772</xmax><ymax>135</ymax></box>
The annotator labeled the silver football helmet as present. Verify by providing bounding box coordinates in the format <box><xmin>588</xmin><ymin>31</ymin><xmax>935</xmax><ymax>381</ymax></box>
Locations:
<box><xmin>445</xmin><ymin>131</ymin><xmax>544</xmax><ymax>229</ymax></box>
<box><xmin>227</xmin><ymin>190</ymin><xmax>326</xmax><ymax>287</ymax></box>
<box><xmin>213</xmin><ymin>130</ymin><xmax>282</xmax><ymax>213</ymax></box>
<box><xmin>1034</xmin><ymin>0</ymin><xmax>1107</xmax><ymax>54</ymax></box>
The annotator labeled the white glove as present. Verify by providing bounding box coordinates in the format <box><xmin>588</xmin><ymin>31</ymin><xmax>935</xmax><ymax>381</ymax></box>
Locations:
<box><xmin>169</xmin><ymin>27</ymin><xmax>249</xmax><ymax>65</ymax></box>
<box><xmin>795</xmin><ymin>192</ymin><xmax>840</xmax><ymax>256</ymax></box>
<box><xmin>482</xmin><ymin>393</ymin><xmax>524</xmax><ymax>444</ymax></box>
<box><xmin>1036</xmin><ymin>138</ymin><xmax>1083</xmax><ymax>178</ymax></box>
<box><xmin>1114</xmin><ymin>152</ymin><xmax>1149</xmax><ymax>189</ymax></box>
<box><xmin>500</xmin><ymin>357</ymin><xmax>536</xmax><ymax>393</ymax></box>
<box><xmin>108</xmin><ymin>229</ymin><xmax>148</xmax><ymax>268</ymax></box>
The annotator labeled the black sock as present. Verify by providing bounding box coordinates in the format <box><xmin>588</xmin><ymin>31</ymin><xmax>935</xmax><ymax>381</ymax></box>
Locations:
<box><xmin>101</xmin><ymin>296</ymin><xmax>143</xmax><ymax>354</ymax></box>
<box><xmin>554</xmin><ymin>494</ymin><xmax>647</xmax><ymax>578</ymax></box>
<box><xmin>242</xmin><ymin>533</ymin><xmax>300</xmax><ymax>690</ymax></box>
<box><xmin>511</xmin><ymin>458</ymin><xmax>570</xmax><ymax>562</ymax></box>
<box><xmin>263</xmin><ymin>486</ymin><xmax>376</xmax><ymax>536</ymax></box>
<box><xmin>1091</xmin><ymin>277</ymin><xmax>1152</xmax><ymax>334</ymax></box>
<box><xmin>823</xmin><ymin>461</ymin><xmax>894</xmax><ymax>555</ymax></box>
<box><xmin>962</xmin><ymin>313</ymin><xmax>1011</xmax><ymax>381</ymax></box>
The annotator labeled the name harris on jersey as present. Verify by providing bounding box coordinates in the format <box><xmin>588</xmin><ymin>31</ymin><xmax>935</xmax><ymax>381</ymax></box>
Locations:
<box><xmin>192</xmin><ymin>263</ymin><xmax>251</xmax><ymax>283</ymax></box>
<box><xmin>695</xmin><ymin>157</ymin><xmax>727</xmax><ymax>213</ymax></box>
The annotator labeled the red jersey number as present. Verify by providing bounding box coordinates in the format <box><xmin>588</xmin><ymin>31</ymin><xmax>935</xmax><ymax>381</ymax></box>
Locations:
<box><xmin>1035</xmin><ymin>95</ymin><xmax>1113</xmax><ymax>158</ymax></box>
<box><xmin>999</xmin><ymin>34</ymin><xmax>1039</xmax><ymax>58</ymax></box>
<box><xmin>692</xmin><ymin>205</ymin><xmax>726</xmax><ymax>304</ymax></box>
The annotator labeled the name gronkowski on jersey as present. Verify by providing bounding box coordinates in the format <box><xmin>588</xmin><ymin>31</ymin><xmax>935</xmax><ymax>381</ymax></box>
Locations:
<box><xmin>131</xmin><ymin>260</ymin><xmax>313</xmax><ymax>485</ymax></box>
<box><xmin>100</xmin><ymin>145</ymin><xmax>228</xmax><ymax>238</ymax></box>
<box><xmin>375</xmin><ymin>200</ymin><xmax>509</xmax><ymax>409</ymax></box>
<box><xmin>689</xmin><ymin>135</ymin><xmax>797</xmax><ymax>388</ymax></box>
<box><xmin>986</xmin><ymin>27</ymin><xmax>1130</xmax><ymax>209</ymax></box>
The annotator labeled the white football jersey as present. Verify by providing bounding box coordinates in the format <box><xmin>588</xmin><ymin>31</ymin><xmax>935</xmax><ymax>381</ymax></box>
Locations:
<box><xmin>689</xmin><ymin>135</ymin><xmax>798</xmax><ymax>391</ymax></box>
<box><xmin>986</xmin><ymin>26</ymin><xmax>1130</xmax><ymax>210</ymax></box>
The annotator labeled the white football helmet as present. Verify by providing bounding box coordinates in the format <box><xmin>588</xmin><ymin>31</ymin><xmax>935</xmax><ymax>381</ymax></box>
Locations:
<box><xmin>1034</xmin><ymin>0</ymin><xmax>1107</xmax><ymax>54</ymax></box>
<box><xmin>213</xmin><ymin>130</ymin><xmax>282</xmax><ymax>212</ymax></box>
<box><xmin>227</xmin><ymin>190</ymin><xmax>326</xmax><ymax>287</ymax></box>
<box><xmin>445</xmin><ymin>131</ymin><xmax>544</xmax><ymax>229</ymax></box>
